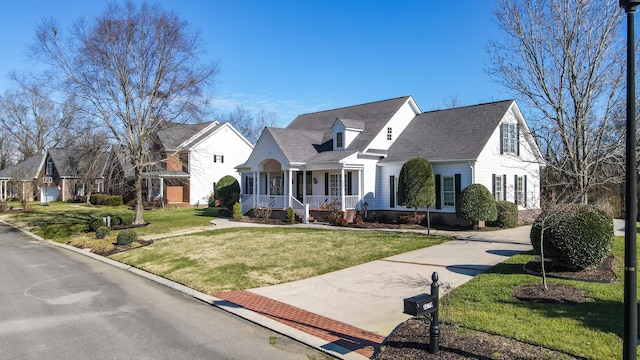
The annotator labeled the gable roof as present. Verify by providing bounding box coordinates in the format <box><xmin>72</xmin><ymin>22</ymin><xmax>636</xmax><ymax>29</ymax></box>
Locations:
<box><xmin>0</xmin><ymin>154</ymin><xmax>45</xmax><ymax>180</ymax></box>
<box><xmin>264</xmin><ymin>96</ymin><xmax>412</xmax><ymax>163</ymax></box>
<box><xmin>381</xmin><ymin>100</ymin><xmax>515</xmax><ymax>163</ymax></box>
<box><xmin>47</xmin><ymin>148</ymin><xmax>110</xmax><ymax>178</ymax></box>
<box><xmin>156</xmin><ymin>121</ymin><xmax>216</xmax><ymax>150</ymax></box>
<box><xmin>333</xmin><ymin>118</ymin><xmax>365</xmax><ymax>131</ymax></box>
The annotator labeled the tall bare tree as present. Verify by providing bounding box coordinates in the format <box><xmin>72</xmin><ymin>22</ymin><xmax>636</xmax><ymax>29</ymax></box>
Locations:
<box><xmin>32</xmin><ymin>1</ymin><xmax>218</xmax><ymax>224</ymax></box>
<box><xmin>221</xmin><ymin>106</ymin><xmax>278</xmax><ymax>144</ymax></box>
<box><xmin>488</xmin><ymin>0</ymin><xmax>626</xmax><ymax>204</ymax></box>
<box><xmin>0</xmin><ymin>74</ymin><xmax>77</xmax><ymax>161</ymax></box>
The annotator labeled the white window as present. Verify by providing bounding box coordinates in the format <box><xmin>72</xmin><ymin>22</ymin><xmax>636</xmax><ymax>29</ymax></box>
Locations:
<box><xmin>329</xmin><ymin>174</ymin><xmax>341</xmax><ymax>197</ymax></box>
<box><xmin>213</xmin><ymin>154</ymin><xmax>224</xmax><ymax>163</ymax></box>
<box><xmin>502</xmin><ymin>123</ymin><xmax>517</xmax><ymax>155</ymax></box>
<box><xmin>516</xmin><ymin>176</ymin><xmax>524</xmax><ymax>205</ymax></box>
<box><xmin>336</xmin><ymin>132</ymin><xmax>343</xmax><ymax>148</ymax></box>
<box><xmin>46</xmin><ymin>159</ymin><xmax>54</xmax><ymax>175</ymax></box>
<box><xmin>443</xmin><ymin>176</ymin><xmax>454</xmax><ymax>207</ymax></box>
<box><xmin>245</xmin><ymin>176</ymin><xmax>254</xmax><ymax>195</ymax></box>
<box><xmin>386</xmin><ymin>127</ymin><xmax>393</xmax><ymax>141</ymax></box>
<box><xmin>494</xmin><ymin>176</ymin><xmax>502</xmax><ymax>201</ymax></box>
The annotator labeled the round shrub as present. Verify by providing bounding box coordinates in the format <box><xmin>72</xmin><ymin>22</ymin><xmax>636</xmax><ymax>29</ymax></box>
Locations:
<box><xmin>88</xmin><ymin>218</ymin><xmax>106</xmax><ymax>232</ymax></box>
<box><xmin>456</xmin><ymin>184</ymin><xmax>497</xmax><ymax>224</ymax></box>
<box><xmin>116</xmin><ymin>229</ymin><xmax>137</xmax><ymax>245</ymax></box>
<box><xmin>487</xmin><ymin>201</ymin><xmax>519</xmax><ymax>228</ymax></box>
<box><xmin>215</xmin><ymin>175</ymin><xmax>240</xmax><ymax>209</ymax></box>
<box><xmin>110</xmin><ymin>216</ymin><xmax>123</xmax><ymax>226</ymax></box>
<box><xmin>95</xmin><ymin>226</ymin><xmax>110</xmax><ymax>239</ymax></box>
<box><xmin>530</xmin><ymin>204</ymin><xmax>613</xmax><ymax>269</ymax></box>
<box><xmin>285</xmin><ymin>207</ymin><xmax>296</xmax><ymax>223</ymax></box>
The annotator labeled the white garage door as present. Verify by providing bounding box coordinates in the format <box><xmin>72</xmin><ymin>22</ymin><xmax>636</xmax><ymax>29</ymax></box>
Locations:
<box><xmin>41</xmin><ymin>186</ymin><xmax>59</xmax><ymax>203</ymax></box>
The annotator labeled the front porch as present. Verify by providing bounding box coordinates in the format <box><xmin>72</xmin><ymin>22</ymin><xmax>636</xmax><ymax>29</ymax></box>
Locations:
<box><xmin>239</xmin><ymin>162</ymin><xmax>365</xmax><ymax>221</ymax></box>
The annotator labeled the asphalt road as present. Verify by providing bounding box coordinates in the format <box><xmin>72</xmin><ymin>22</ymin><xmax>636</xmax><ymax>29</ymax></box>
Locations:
<box><xmin>0</xmin><ymin>223</ymin><xmax>327</xmax><ymax>360</ymax></box>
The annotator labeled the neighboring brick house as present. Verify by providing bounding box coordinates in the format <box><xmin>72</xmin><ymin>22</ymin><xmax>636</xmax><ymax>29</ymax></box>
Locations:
<box><xmin>0</xmin><ymin>154</ymin><xmax>45</xmax><ymax>201</ymax></box>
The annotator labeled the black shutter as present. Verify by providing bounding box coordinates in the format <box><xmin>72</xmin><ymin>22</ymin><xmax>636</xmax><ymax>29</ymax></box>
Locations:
<box><xmin>516</xmin><ymin>124</ymin><xmax>520</xmax><ymax>156</ymax></box>
<box><xmin>491</xmin><ymin>174</ymin><xmax>496</xmax><ymax>198</ymax></box>
<box><xmin>347</xmin><ymin>172</ymin><xmax>352</xmax><ymax>195</ymax></box>
<box><xmin>503</xmin><ymin>174</ymin><xmax>507</xmax><ymax>201</ymax></box>
<box><xmin>455</xmin><ymin>174</ymin><xmax>461</xmax><ymax>209</ymax></box>
<box><xmin>390</xmin><ymin>176</ymin><xmax>395</xmax><ymax>208</ymax></box>
<box><xmin>221</xmin><ymin>155</ymin><xmax>225</xmax><ymax>163</ymax></box>
<box><xmin>524</xmin><ymin>175</ymin><xmax>528</xmax><ymax>207</ymax></box>
<box><xmin>324</xmin><ymin>172</ymin><xmax>329</xmax><ymax>196</ymax></box>
<box><xmin>244</xmin><ymin>176</ymin><xmax>248</xmax><ymax>194</ymax></box>
<box><xmin>435</xmin><ymin>175</ymin><xmax>441</xmax><ymax>209</ymax></box>
<box><xmin>500</xmin><ymin>123</ymin><xmax>504</xmax><ymax>154</ymax></box>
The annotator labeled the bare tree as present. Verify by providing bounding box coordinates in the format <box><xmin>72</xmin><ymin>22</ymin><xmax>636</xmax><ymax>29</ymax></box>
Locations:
<box><xmin>221</xmin><ymin>106</ymin><xmax>278</xmax><ymax>144</ymax></box>
<box><xmin>0</xmin><ymin>74</ymin><xmax>78</xmax><ymax>161</ymax></box>
<box><xmin>488</xmin><ymin>0</ymin><xmax>626</xmax><ymax>204</ymax></box>
<box><xmin>32</xmin><ymin>1</ymin><xmax>218</xmax><ymax>224</ymax></box>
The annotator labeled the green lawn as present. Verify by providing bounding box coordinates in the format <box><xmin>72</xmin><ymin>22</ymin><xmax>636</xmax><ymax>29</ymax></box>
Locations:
<box><xmin>0</xmin><ymin>201</ymin><xmax>220</xmax><ymax>242</ymax></box>
<box><xmin>109</xmin><ymin>227</ymin><xmax>451</xmax><ymax>294</ymax></box>
<box><xmin>442</xmin><ymin>236</ymin><xmax>636</xmax><ymax>360</ymax></box>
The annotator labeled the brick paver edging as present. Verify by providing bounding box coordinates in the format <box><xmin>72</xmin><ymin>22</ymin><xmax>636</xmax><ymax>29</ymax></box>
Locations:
<box><xmin>214</xmin><ymin>290</ymin><xmax>385</xmax><ymax>358</ymax></box>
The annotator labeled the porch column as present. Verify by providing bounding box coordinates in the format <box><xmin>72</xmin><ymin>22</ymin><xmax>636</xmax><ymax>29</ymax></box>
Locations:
<box><xmin>340</xmin><ymin>168</ymin><xmax>345</xmax><ymax>212</ymax></box>
<box><xmin>359</xmin><ymin>169</ymin><xmax>364</xmax><ymax>209</ymax></box>
<box><xmin>266</xmin><ymin>172</ymin><xmax>270</xmax><ymax>196</ymax></box>
<box><xmin>147</xmin><ymin>178</ymin><xmax>151</xmax><ymax>202</ymax></box>
<box><xmin>253</xmin><ymin>171</ymin><xmax>258</xmax><ymax>209</ymax></box>
<box><xmin>302</xmin><ymin>170</ymin><xmax>307</xmax><ymax>205</ymax></box>
<box><xmin>159</xmin><ymin>178</ymin><xmax>164</xmax><ymax>199</ymax></box>
<box><xmin>287</xmin><ymin>170</ymin><xmax>292</xmax><ymax>208</ymax></box>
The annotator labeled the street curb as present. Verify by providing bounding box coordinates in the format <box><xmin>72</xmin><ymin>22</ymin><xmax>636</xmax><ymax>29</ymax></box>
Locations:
<box><xmin>0</xmin><ymin>219</ymin><xmax>365</xmax><ymax>360</ymax></box>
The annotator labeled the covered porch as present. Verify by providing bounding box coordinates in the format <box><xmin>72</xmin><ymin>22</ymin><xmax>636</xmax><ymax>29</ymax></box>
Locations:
<box><xmin>239</xmin><ymin>159</ymin><xmax>364</xmax><ymax>220</ymax></box>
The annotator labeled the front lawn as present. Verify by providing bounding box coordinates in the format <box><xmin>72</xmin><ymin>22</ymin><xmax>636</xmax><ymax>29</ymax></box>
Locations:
<box><xmin>441</xmin><ymin>236</ymin><xmax>636</xmax><ymax>360</ymax></box>
<box><xmin>109</xmin><ymin>227</ymin><xmax>451</xmax><ymax>294</ymax></box>
<box><xmin>0</xmin><ymin>202</ymin><xmax>221</xmax><ymax>243</ymax></box>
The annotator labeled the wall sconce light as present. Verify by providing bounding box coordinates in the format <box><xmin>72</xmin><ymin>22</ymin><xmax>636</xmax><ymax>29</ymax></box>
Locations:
<box><xmin>313</xmin><ymin>177</ymin><xmax>318</xmax><ymax>184</ymax></box>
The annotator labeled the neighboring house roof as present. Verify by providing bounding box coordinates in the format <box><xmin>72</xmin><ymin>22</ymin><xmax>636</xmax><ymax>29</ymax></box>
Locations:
<box><xmin>156</xmin><ymin>121</ymin><xmax>217</xmax><ymax>150</ymax></box>
<box><xmin>381</xmin><ymin>100</ymin><xmax>515</xmax><ymax>163</ymax></box>
<box><xmin>0</xmin><ymin>154</ymin><xmax>45</xmax><ymax>180</ymax></box>
<box><xmin>47</xmin><ymin>148</ymin><xmax>80</xmax><ymax>177</ymax></box>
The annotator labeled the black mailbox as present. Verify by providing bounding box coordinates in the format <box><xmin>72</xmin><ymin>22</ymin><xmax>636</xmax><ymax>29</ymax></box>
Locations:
<box><xmin>403</xmin><ymin>293</ymin><xmax>437</xmax><ymax>316</ymax></box>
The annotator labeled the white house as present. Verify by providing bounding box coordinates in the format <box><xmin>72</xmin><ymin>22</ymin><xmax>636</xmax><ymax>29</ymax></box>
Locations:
<box><xmin>149</xmin><ymin>121</ymin><xmax>254</xmax><ymax>206</ymax></box>
<box><xmin>237</xmin><ymin>96</ymin><xmax>542</xmax><ymax>225</ymax></box>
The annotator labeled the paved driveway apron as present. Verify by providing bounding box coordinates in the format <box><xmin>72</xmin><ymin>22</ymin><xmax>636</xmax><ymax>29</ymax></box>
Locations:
<box><xmin>0</xmin><ymin>223</ymin><xmax>321</xmax><ymax>360</ymax></box>
<box><xmin>250</xmin><ymin>225</ymin><xmax>533</xmax><ymax>337</ymax></box>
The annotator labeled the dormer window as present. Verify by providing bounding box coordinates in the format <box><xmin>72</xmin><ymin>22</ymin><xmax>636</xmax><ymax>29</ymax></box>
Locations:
<box><xmin>387</xmin><ymin>127</ymin><xmax>393</xmax><ymax>141</ymax></box>
<box><xmin>336</xmin><ymin>132</ymin><xmax>343</xmax><ymax>148</ymax></box>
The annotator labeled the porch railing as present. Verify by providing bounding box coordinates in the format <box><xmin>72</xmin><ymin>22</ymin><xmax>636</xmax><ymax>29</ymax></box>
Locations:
<box><xmin>240</xmin><ymin>194</ymin><xmax>360</xmax><ymax>214</ymax></box>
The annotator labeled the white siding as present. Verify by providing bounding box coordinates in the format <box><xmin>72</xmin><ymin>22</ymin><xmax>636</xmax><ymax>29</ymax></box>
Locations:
<box><xmin>189</xmin><ymin>125</ymin><xmax>253</xmax><ymax>205</ymax></box>
<box><xmin>475</xmin><ymin>105</ymin><xmax>541</xmax><ymax>209</ymax></box>
<box><xmin>365</xmin><ymin>98</ymin><xmax>420</xmax><ymax>151</ymax></box>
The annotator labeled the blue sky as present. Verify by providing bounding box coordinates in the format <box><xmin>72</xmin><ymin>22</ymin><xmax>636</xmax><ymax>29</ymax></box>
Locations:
<box><xmin>0</xmin><ymin>1</ymin><xmax>506</xmax><ymax>126</ymax></box>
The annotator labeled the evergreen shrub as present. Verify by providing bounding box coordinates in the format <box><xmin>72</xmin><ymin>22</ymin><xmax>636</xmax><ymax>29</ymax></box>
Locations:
<box><xmin>456</xmin><ymin>184</ymin><xmax>497</xmax><ymax>224</ymax></box>
<box><xmin>487</xmin><ymin>201</ymin><xmax>519</xmax><ymax>228</ymax></box>
<box><xmin>116</xmin><ymin>229</ymin><xmax>137</xmax><ymax>245</ymax></box>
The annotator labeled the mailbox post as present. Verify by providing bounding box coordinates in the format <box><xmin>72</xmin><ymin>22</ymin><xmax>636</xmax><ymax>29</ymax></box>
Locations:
<box><xmin>403</xmin><ymin>271</ymin><xmax>440</xmax><ymax>354</ymax></box>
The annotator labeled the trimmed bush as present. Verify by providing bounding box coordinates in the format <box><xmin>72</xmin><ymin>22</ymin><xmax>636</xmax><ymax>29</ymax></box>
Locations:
<box><xmin>116</xmin><ymin>229</ymin><xmax>137</xmax><ymax>245</ymax></box>
<box><xmin>89</xmin><ymin>194</ymin><xmax>123</xmax><ymax>206</ymax></box>
<box><xmin>88</xmin><ymin>218</ymin><xmax>106</xmax><ymax>232</ymax></box>
<box><xmin>530</xmin><ymin>204</ymin><xmax>613</xmax><ymax>269</ymax></box>
<box><xmin>215</xmin><ymin>175</ymin><xmax>240</xmax><ymax>209</ymax></box>
<box><xmin>456</xmin><ymin>184</ymin><xmax>497</xmax><ymax>224</ymax></box>
<box><xmin>233</xmin><ymin>202</ymin><xmax>243</xmax><ymax>219</ymax></box>
<box><xmin>110</xmin><ymin>216</ymin><xmax>123</xmax><ymax>226</ymax></box>
<box><xmin>487</xmin><ymin>201</ymin><xmax>519</xmax><ymax>228</ymax></box>
<box><xmin>285</xmin><ymin>207</ymin><xmax>296</xmax><ymax>223</ymax></box>
<box><xmin>95</xmin><ymin>226</ymin><xmax>110</xmax><ymax>239</ymax></box>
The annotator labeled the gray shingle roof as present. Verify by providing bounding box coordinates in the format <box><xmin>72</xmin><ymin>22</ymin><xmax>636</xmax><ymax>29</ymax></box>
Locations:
<box><xmin>336</xmin><ymin>118</ymin><xmax>365</xmax><ymax>130</ymax></box>
<box><xmin>381</xmin><ymin>100</ymin><xmax>515</xmax><ymax>163</ymax></box>
<box><xmin>0</xmin><ymin>154</ymin><xmax>45</xmax><ymax>180</ymax></box>
<box><xmin>274</xmin><ymin>96</ymin><xmax>411</xmax><ymax>162</ymax></box>
<box><xmin>156</xmin><ymin>121</ymin><xmax>216</xmax><ymax>150</ymax></box>
<box><xmin>47</xmin><ymin>148</ymin><xmax>81</xmax><ymax>177</ymax></box>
